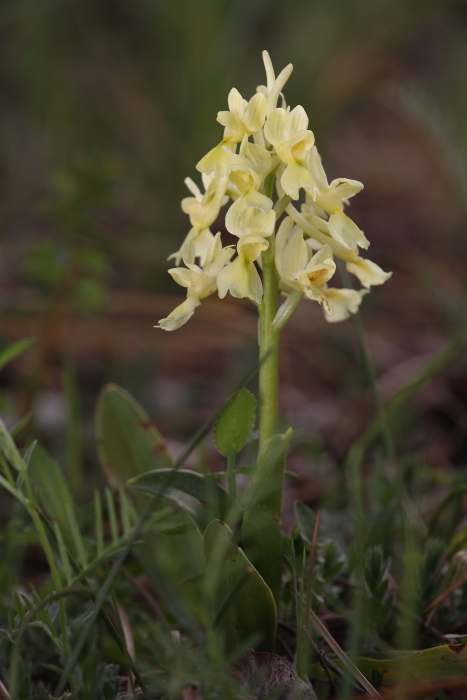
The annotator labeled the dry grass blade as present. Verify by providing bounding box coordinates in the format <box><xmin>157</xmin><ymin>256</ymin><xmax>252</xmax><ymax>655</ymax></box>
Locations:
<box><xmin>307</xmin><ymin>607</ymin><xmax>383</xmax><ymax>699</ymax></box>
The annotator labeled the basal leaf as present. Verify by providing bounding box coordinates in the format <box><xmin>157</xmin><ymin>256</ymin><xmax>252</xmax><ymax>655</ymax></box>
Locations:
<box><xmin>203</xmin><ymin>519</ymin><xmax>276</xmax><ymax>653</ymax></box>
<box><xmin>129</xmin><ymin>468</ymin><xmax>229</xmax><ymax>524</ymax></box>
<box><xmin>96</xmin><ymin>383</ymin><xmax>172</xmax><ymax>488</ymax></box>
<box><xmin>214</xmin><ymin>388</ymin><xmax>256</xmax><ymax>457</ymax></box>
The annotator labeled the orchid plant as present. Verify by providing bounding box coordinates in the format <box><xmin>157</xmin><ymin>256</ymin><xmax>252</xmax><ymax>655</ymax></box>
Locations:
<box><xmin>157</xmin><ymin>50</ymin><xmax>391</xmax><ymax>453</ymax></box>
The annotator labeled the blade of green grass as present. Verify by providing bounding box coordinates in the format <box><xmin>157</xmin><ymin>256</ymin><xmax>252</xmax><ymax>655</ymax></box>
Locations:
<box><xmin>0</xmin><ymin>338</ymin><xmax>35</xmax><ymax>372</ymax></box>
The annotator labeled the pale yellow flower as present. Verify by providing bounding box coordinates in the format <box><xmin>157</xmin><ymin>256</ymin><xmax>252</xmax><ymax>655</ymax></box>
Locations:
<box><xmin>156</xmin><ymin>234</ymin><xmax>234</xmax><ymax>331</ymax></box>
<box><xmin>275</xmin><ymin>219</ymin><xmax>335</xmax><ymax>311</ymax></box>
<box><xmin>226</xmin><ymin>139</ymin><xmax>272</xmax><ymax>196</ymax></box>
<box><xmin>257</xmin><ymin>50</ymin><xmax>293</xmax><ymax>114</ymax></box>
<box><xmin>217</xmin><ymin>235</ymin><xmax>269</xmax><ymax>304</ymax></box>
<box><xmin>225</xmin><ymin>190</ymin><xmax>275</xmax><ymax>238</ymax></box>
<box><xmin>307</xmin><ymin>147</ymin><xmax>368</xmax><ymax>251</ymax></box>
<box><xmin>217</xmin><ymin>88</ymin><xmax>267</xmax><ymax>143</ymax></box>
<box><xmin>181</xmin><ymin>174</ymin><xmax>228</xmax><ymax>230</ymax></box>
<box><xmin>287</xmin><ymin>202</ymin><xmax>392</xmax><ymax>290</ymax></box>
<box><xmin>264</xmin><ymin>106</ymin><xmax>316</xmax><ymax>199</ymax></box>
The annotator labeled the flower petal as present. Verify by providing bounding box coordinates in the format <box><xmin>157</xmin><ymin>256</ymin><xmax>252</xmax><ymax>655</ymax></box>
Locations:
<box><xmin>287</xmin><ymin>105</ymin><xmax>309</xmax><ymax>135</ymax></box>
<box><xmin>281</xmin><ymin>230</ymin><xmax>308</xmax><ymax>279</ymax></box>
<box><xmin>328</xmin><ymin>212</ymin><xmax>370</xmax><ymax>251</ymax></box>
<box><xmin>243</xmin><ymin>92</ymin><xmax>267</xmax><ymax>133</ymax></box>
<box><xmin>308</xmin><ymin>146</ymin><xmax>328</xmax><ymax>192</ymax></box>
<box><xmin>197</xmin><ymin>142</ymin><xmax>235</xmax><ymax>179</ymax></box>
<box><xmin>322</xmin><ymin>288</ymin><xmax>367</xmax><ymax>323</ymax></box>
<box><xmin>156</xmin><ymin>297</ymin><xmax>201</xmax><ymax>331</ymax></box>
<box><xmin>238</xmin><ymin>234</ymin><xmax>269</xmax><ymax>263</ymax></box>
<box><xmin>227</xmin><ymin>88</ymin><xmax>246</xmax><ymax>115</ymax></box>
<box><xmin>225</xmin><ymin>191</ymin><xmax>275</xmax><ymax>237</ymax></box>
<box><xmin>281</xmin><ymin>162</ymin><xmax>317</xmax><ymax>200</ymax></box>
<box><xmin>217</xmin><ymin>255</ymin><xmax>263</xmax><ymax>304</ymax></box>
<box><xmin>346</xmin><ymin>257</ymin><xmax>392</xmax><ymax>288</ymax></box>
<box><xmin>264</xmin><ymin>108</ymin><xmax>288</xmax><ymax>145</ymax></box>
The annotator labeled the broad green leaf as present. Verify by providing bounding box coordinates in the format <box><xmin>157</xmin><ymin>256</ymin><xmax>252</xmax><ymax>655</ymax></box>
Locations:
<box><xmin>242</xmin><ymin>431</ymin><xmax>291</xmax><ymax>603</ymax></box>
<box><xmin>28</xmin><ymin>444</ymin><xmax>74</xmax><ymax>525</ymax></box>
<box><xmin>96</xmin><ymin>385</ymin><xmax>206</xmax><ymax>616</ymax></box>
<box><xmin>0</xmin><ymin>338</ymin><xmax>35</xmax><ymax>373</ymax></box>
<box><xmin>203</xmin><ymin>519</ymin><xmax>276</xmax><ymax>653</ymax></box>
<box><xmin>214</xmin><ymin>388</ymin><xmax>256</xmax><ymax>457</ymax></box>
<box><xmin>129</xmin><ymin>468</ymin><xmax>229</xmax><ymax>524</ymax></box>
<box><xmin>96</xmin><ymin>383</ymin><xmax>172</xmax><ymax>488</ymax></box>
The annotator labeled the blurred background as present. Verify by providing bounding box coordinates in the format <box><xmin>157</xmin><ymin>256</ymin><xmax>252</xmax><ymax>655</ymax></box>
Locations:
<box><xmin>1</xmin><ymin>0</ymin><xmax>467</xmax><ymax>511</ymax></box>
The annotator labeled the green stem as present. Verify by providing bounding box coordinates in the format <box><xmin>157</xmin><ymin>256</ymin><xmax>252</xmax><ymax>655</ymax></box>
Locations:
<box><xmin>257</xmin><ymin>193</ymin><xmax>292</xmax><ymax>448</ymax></box>
<box><xmin>258</xmin><ymin>236</ymin><xmax>280</xmax><ymax>449</ymax></box>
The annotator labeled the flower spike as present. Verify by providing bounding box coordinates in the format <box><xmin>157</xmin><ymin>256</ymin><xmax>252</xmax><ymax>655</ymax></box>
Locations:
<box><xmin>158</xmin><ymin>51</ymin><xmax>391</xmax><ymax>330</ymax></box>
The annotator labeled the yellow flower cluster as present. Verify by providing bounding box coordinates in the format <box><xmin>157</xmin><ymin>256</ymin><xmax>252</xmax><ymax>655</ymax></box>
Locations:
<box><xmin>157</xmin><ymin>51</ymin><xmax>391</xmax><ymax>330</ymax></box>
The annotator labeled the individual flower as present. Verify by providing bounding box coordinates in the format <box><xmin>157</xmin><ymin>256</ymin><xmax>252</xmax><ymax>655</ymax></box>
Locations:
<box><xmin>217</xmin><ymin>235</ymin><xmax>269</xmax><ymax>304</ymax></box>
<box><xmin>226</xmin><ymin>139</ymin><xmax>272</xmax><ymax>196</ymax></box>
<box><xmin>264</xmin><ymin>106</ymin><xmax>317</xmax><ymax>200</ymax></box>
<box><xmin>257</xmin><ymin>50</ymin><xmax>293</xmax><ymax>114</ymax></box>
<box><xmin>286</xmin><ymin>202</ymin><xmax>391</xmax><ymax>287</ymax></box>
<box><xmin>217</xmin><ymin>88</ymin><xmax>267</xmax><ymax>143</ymax></box>
<box><xmin>307</xmin><ymin>147</ymin><xmax>369</xmax><ymax>251</ymax></box>
<box><xmin>225</xmin><ymin>190</ymin><xmax>275</xmax><ymax>238</ymax></box>
<box><xmin>275</xmin><ymin>218</ymin><xmax>336</xmax><ymax>311</ymax></box>
<box><xmin>181</xmin><ymin>174</ymin><xmax>228</xmax><ymax>230</ymax></box>
<box><xmin>156</xmin><ymin>234</ymin><xmax>234</xmax><ymax>331</ymax></box>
